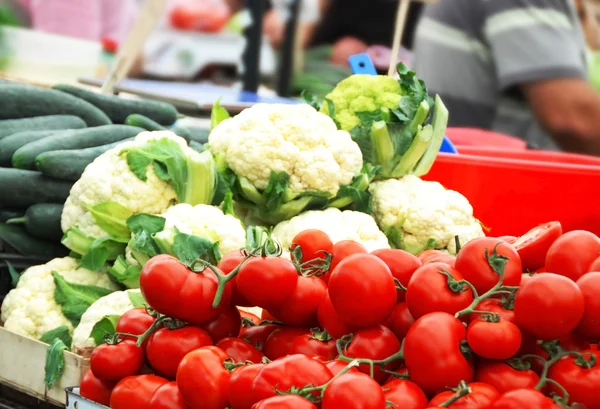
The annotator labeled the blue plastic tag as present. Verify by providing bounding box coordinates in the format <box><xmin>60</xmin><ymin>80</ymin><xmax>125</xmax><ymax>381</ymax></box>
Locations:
<box><xmin>348</xmin><ymin>53</ymin><xmax>378</xmax><ymax>75</ymax></box>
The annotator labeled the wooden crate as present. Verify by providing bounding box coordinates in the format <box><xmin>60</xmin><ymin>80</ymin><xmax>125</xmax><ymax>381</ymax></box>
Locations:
<box><xmin>0</xmin><ymin>327</ymin><xmax>89</xmax><ymax>406</ymax></box>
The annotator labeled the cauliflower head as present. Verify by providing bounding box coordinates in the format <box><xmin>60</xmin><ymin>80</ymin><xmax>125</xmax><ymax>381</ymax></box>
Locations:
<box><xmin>369</xmin><ymin>175</ymin><xmax>485</xmax><ymax>255</ymax></box>
<box><xmin>272</xmin><ymin>207</ymin><xmax>390</xmax><ymax>254</ymax></box>
<box><xmin>0</xmin><ymin>257</ymin><xmax>119</xmax><ymax>340</ymax></box>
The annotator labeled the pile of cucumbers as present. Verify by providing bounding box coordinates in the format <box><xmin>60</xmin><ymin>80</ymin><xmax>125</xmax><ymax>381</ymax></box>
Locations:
<box><xmin>0</xmin><ymin>82</ymin><xmax>210</xmax><ymax>294</ymax></box>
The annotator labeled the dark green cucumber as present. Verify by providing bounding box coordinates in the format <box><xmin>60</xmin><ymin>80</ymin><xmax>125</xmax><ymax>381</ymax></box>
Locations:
<box><xmin>0</xmin><ymin>208</ymin><xmax>24</xmax><ymax>223</ymax></box>
<box><xmin>0</xmin><ymin>115</ymin><xmax>86</xmax><ymax>139</ymax></box>
<box><xmin>188</xmin><ymin>141</ymin><xmax>205</xmax><ymax>152</ymax></box>
<box><xmin>0</xmin><ymin>84</ymin><xmax>112</xmax><ymax>126</ymax></box>
<box><xmin>6</xmin><ymin>203</ymin><xmax>63</xmax><ymax>241</ymax></box>
<box><xmin>171</xmin><ymin>126</ymin><xmax>209</xmax><ymax>144</ymax></box>
<box><xmin>0</xmin><ymin>223</ymin><xmax>68</xmax><ymax>258</ymax></box>
<box><xmin>53</xmin><ymin>84</ymin><xmax>179</xmax><ymax>125</ymax></box>
<box><xmin>12</xmin><ymin>125</ymin><xmax>144</xmax><ymax>169</ymax></box>
<box><xmin>0</xmin><ymin>168</ymin><xmax>73</xmax><ymax>208</ymax></box>
<box><xmin>35</xmin><ymin>138</ymin><xmax>135</xmax><ymax>181</ymax></box>
<box><xmin>0</xmin><ymin>130</ymin><xmax>60</xmax><ymax>166</ymax></box>
<box><xmin>125</xmin><ymin>114</ymin><xmax>166</xmax><ymax>131</ymax></box>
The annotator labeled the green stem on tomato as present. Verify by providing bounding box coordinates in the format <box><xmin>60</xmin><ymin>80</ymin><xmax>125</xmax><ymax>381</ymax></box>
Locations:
<box><xmin>300</xmin><ymin>359</ymin><xmax>361</xmax><ymax>396</ymax></box>
<box><xmin>439</xmin><ymin>381</ymin><xmax>471</xmax><ymax>408</ymax></box>
<box><xmin>336</xmin><ymin>336</ymin><xmax>405</xmax><ymax>374</ymax></box>
<box><xmin>394</xmin><ymin>278</ymin><xmax>407</xmax><ymax>293</ymax></box>
<box><xmin>112</xmin><ymin>314</ymin><xmax>167</xmax><ymax>347</ymax></box>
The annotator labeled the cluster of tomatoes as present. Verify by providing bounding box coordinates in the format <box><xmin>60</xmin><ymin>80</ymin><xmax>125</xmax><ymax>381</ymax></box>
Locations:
<box><xmin>79</xmin><ymin>222</ymin><xmax>600</xmax><ymax>409</ymax></box>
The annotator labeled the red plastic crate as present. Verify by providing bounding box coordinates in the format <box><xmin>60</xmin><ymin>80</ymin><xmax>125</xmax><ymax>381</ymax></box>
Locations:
<box><xmin>457</xmin><ymin>146</ymin><xmax>600</xmax><ymax>167</ymax></box>
<box><xmin>422</xmin><ymin>152</ymin><xmax>600</xmax><ymax>237</ymax></box>
<box><xmin>446</xmin><ymin>128</ymin><xmax>527</xmax><ymax>150</ymax></box>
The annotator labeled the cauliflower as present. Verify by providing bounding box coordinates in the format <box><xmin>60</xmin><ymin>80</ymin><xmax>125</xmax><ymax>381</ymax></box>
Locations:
<box><xmin>369</xmin><ymin>176</ymin><xmax>485</xmax><ymax>255</ymax></box>
<box><xmin>1</xmin><ymin>257</ymin><xmax>119</xmax><ymax>340</ymax></box>
<box><xmin>71</xmin><ymin>289</ymin><xmax>141</xmax><ymax>349</ymax></box>
<box><xmin>272</xmin><ymin>207</ymin><xmax>390</xmax><ymax>254</ymax></box>
<box><xmin>208</xmin><ymin>103</ymin><xmax>367</xmax><ymax>225</ymax></box>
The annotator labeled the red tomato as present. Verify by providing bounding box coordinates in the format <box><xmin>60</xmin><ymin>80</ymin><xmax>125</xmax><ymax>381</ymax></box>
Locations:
<box><xmin>428</xmin><ymin>382</ymin><xmax>499</xmax><ymax>409</ymax></box>
<box><xmin>148</xmin><ymin>381</ymin><xmax>189</xmax><ymax>409</ymax></box>
<box><xmin>239</xmin><ymin>324</ymin><xmax>280</xmax><ymax>351</ymax></box>
<box><xmin>239</xmin><ymin>309</ymin><xmax>261</xmax><ymax>325</ymax></box>
<box><xmin>263</xmin><ymin>327</ymin><xmax>310</xmax><ymax>360</ymax></box>
<box><xmin>110</xmin><ymin>375</ymin><xmax>168</xmax><ymax>409</ymax></box>
<box><xmin>499</xmin><ymin>236</ymin><xmax>518</xmax><ymax>244</ymax></box>
<box><xmin>325</xmin><ymin>359</ymin><xmax>360</xmax><ymax>376</ymax></box>
<box><xmin>251</xmin><ymin>354</ymin><xmax>333</xmax><ymax>402</ymax></box>
<box><xmin>576</xmin><ymin>272</ymin><xmax>600</xmax><ymax>341</ymax></box>
<box><xmin>251</xmin><ymin>395</ymin><xmax>317</xmax><ymax>409</ymax></box>
<box><xmin>116</xmin><ymin>308</ymin><xmax>156</xmax><ymax>345</ymax></box>
<box><xmin>203</xmin><ymin>304</ymin><xmax>241</xmax><ymax>343</ymax></box>
<box><xmin>385</xmin><ymin>365</ymin><xmax>409</xmax><ymax>383</ymax></box>
<box><xmin>404</xmin><ymin>312</ymin><xmax>474</xmax><ymax>395</ymax></box>
<box><xmin>176</xmin><ymin>346</ymin><xmax>230</xmax><ymax>409</ymax></box>
<box><xmin>512</xmin><ymin>222</ymin><xmax>562</xmax><ymax>272</ymax></box>
<box><xmin>216</xmin><ymin>337</ymin><xmax>264</xmax><ymax>363</ymax></box>
<box><xmin>418</xmin><ymin>250</ymin><xmax>456</xmax><ymax>267</ymax></box>
<box><xmin>140</xmin><ymin>255</ymin><xmax>231</xmax><ymax>325</ymax></box>
<box><xmin>371</xmin><ymin>248</ymin><xmax>422</xmax><ymax>302</ymax></box>
<box><xmin>289</xmin><ymin>330</ymin><xmax>337</xmax><ymax>361</ymax></box>
<box><xmin>455</xmin><ymin>238</ymin><xmax>522</xmax><ymax>294</ymax></box>
<box><xmin>317</xmin><ymin>292</ymin><xmax>358</xmax><ymax>339</ymax></box>
<box><xmin>272</xmin><ymin>275</ymin><xmax>327</xmax><ymax>326</ymax></box>
<box><xmin>342</xmin><ymin>325</ymin><xmax>402</xmax><ymax>384</ymax></box>
<box><xmin>323</xmin><ymin>240</ymin><xmax>368</xmax><ymax>283</ymax></box>
<box><xmin>514</xmin><ymin>273</ymin><xmax>585</xmax><ymax>340</ymax></box>
<box><xmin>261</xmin><ymin>309</ymin><xmax>278</xmax><ymax>321</ymax></box>
<box><xmin>90</xmin><ymin>340</ymin><xmax>145</xmax><ymax>382</ymax></box>
<box><xmin>467</xmin><ymin>299</ymin><xmax>515</xmax><ymax>324</ymax></box>
<box><xmin>169</xmin><ymin>4</ymin><xmax>230</xmax><ymax>33</ymax></box>
<box><xmin>321</xmin><ymin>372</ymin><xmax>386</xmax><ymax>409</ymax></box>
<box><xmin>328</xmin><ymin>253</ymin><xmax>397</xmax><ymax>328</ymax></box>
<box><xmin>384</xmin><ymin>302</ymin><xmax>415</xmax><ymax>341</ymax></box>
<box><xmin>548</xmin><ymin>350</ymin><xmax>600</xmax><ymax>409</ymax></box>
<box><xmin>219</xmin><ymin>251</ymin><xmax>252</xmax><ymax>307</ymax></box>
<box><xmin>228</xmin><ymin>364</ymin><xmax>264</xmax><ymax>409</ymax></box>
<box><xmin>475</xmin><ymin>361</ymin><xmax>539</xmax><ymax>394</ymax></box>
<box><xmin>80</xmin><ymin>369</ymin><xmax>115</xmax><ymax>406</ymax></box>
<box><xmin>545</xmin><ymin>230</ymin><xmax>600</xmax><ymax>281</ymax></box>
<box><xmin>467</xmin><ymin>318</ymin><xmax>522</xmax><ymax>360</ymax></box>
<box><xmin>406</xmin><ymin>262</ymin><xmax>474</xmax><ymax>320</ymax></box>
<box><xmin>487</xmin><ymin>389</ymin><xmax>557</xmax><ymax>409</ymax></box>
<box><xmin>590</xmin><ymin>256</ymin><xmax>600</xmax><ymax>272</ymax></box>
<box><xmin>290</xmin><ymin>229</ymin><xmax>334</xmax><ymax>263</ymax></box>
<box><xmin>382</xmin><ymin>379</ymin><xmax>428</xmax><ymax>409</ymax></box>
<box><xmin>237</xmin><ymin>256</ymin><xmax>299</xmax><ymax>310</ymax></box>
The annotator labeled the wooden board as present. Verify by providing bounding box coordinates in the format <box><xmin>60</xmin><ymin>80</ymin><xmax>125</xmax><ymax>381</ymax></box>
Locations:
<box><xmin>0</xmin><ymin>327</ymin><xmax>88</xmax><ymax>406</ymax></box>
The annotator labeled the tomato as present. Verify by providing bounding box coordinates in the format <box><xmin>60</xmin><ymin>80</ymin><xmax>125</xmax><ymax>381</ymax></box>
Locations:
<box><xmin>147</xmin><ymin>381</ymin><xmax>189</xmax><ymax>409</ymax></box>
<box><xmin>252</xmin><ymin>354</ymin><xmax>333</xmax><ymax>402</ymax></box>
<box><xmin>455</xmin><ymin>238</ymin><xmax>522</xmax><ymax>294</ymax></box>
<box><xmin>406</xmin><ymin>262</ymin><xmax>474</xmax><ymax>320</ymax></box>
<box><xmin>90</xmin><ymin>340</ymin><xmax>145</xmax><ymax>382</ymax></box>
<box><xmin>548</xmin><ymin>350</ymin><xmax>600</xmax><ymax>409</ymax></box>
<box><xmin>467</xmin><ymin>299</ymin><xmax>515</xmax><ymax>324</ymax></box>
<box><xmin>418</xmin><ymin>250</ymin><xmax>456</xmax><ymax>267</ymax></box>
<box><xmin>429</xmin><ymin>382</ymin><xmax>499</xmax><ymax>409</ymax></box>
<box><xmin>140</xmin><ymin>255</ymin><xmax>231</xmax><ymax>325</ymax></box>
<box><xmin>404</xmin><ymin>312</ymin><xmax>474</xmax><ymax>395</ymax></box>
<box><xmin>512</xmin><ymin>222</ymin><xmax>562</xmax><ymax>272</ymax></box>
<box><xmin>328</xmin><ymin>253</ymin><xmax>397</xmax><ymax>328</ymax></box>
<box><xmin>467</xmin><ymin>318</ymin><xmax>522</xmax><ymax>360</ymax></box>
<box><xmin>385</xmin><ymin>365</ymin><xmax>409</xmax><ymax>383</ymax></box>
<box><xmin>237</xmin><ymin>256</ymin><xmax>299</xmax><ymax>310</ymax></box>
<box><xmin>325</xmin><ymin>359</ymin><xmax>360</xmax><ymax>376</ymax></box>
<box><xmin>590</xmin><ymin>256</ymin><xmax>600</xmax><ymax>272</ymax></box>
<box><xmin>384</xmin><ymin>302</ymin><xmax>415</xmax><ymax>341</ymax></box>
<box><xmin>239</xmin><ymin>309</ymin><xmax>261</xmax><ymax>325</ymax></box>
<box><xmin>514</xmin><ymin>273</ymin><xmax>585</xmax><ymax>340</ymax></box>
<box><xmin>239</xmin><ymin>324</ymin><xmax>280</xmax><ymax>351</ymax></box>
<box><xmin>261</xmin><ymin>309</ymin><xmax>278</xmax><ymax>321</ymax></box>
<box><xmin>116</xmin><ymin>308</ymin><xmax>156</xmax><ymax>346</ymax></box>
<box><xmin>576</xmin><ymin>272</ymin><xmax>600</xmax><ymax>341</ymax></box>
<box><xmin>290</xmin><ymin>229</ymin><xmax>334</xmax><ymax>263</ymax></box>
<box><xmin>321</xmin><ymin>372</ymin><xmax>386</xmax><ymax>409</ymax></box>
<box><xmin>219</xmin><ymin>251</ymin><xmax>252</xmax><ymax>307</ymax></box>
<box><xmin>382</xmin><ymin>379</ymin><xmax>428</xmax><ymax>409</ymax></box>
<box><xmin>488</xmin><ymin>389</ymin><xmax>557</xmax><ymax>409</ymax></box>
<box><xmin>371</xmin><ymin>248</ymin><xmax>422</xmax><ymax>302</ymax></box>
<box><xmin>80</xmin><ymin>369</ymin><xmax>115</xmax><ymax>406</ymax></box>
<box><xmin>272</xmin><ymin>275</ymin><xmax>327</xmax><ymax>327</ymax></box>
<box><xmin>263</xmin><ymin>327</ymin><xmax>310</xmax><ymax>360</ymax></box>
<box><xmin>499</xmin><ymin>236</ymin><xmax>518</xmax><ymax>244</ymax></box>
<box><xmin>228</xmin><ymin>364</ymin><xmax>264</xmax><ymax>409</ymax></box>
<box><xmin>475</xmin><ymin>361</ymin><xmax>539</xmax><ymax>394</ymax></box>
<box><xmin>251</xmin><ymin>395</ymin><xmax>317</xmax><ymax>409</ymax></box>
<box><xmin>289</xmin><ymin>330</ymin><xmax>337</xmax><ymax>361</ymax></box>
<box><xmin>342</xmin><ymin>325</ymin><xmax>402</xmax><ymax>384</ymax></box>
<box><xmin>545</xmin><ymin>230</ymin><xmax>600</xmax><ymax>282</ymax></box>
<box><xmin>323</xmin><ymin>240</ymin><xmax>368</xmax><ymax>283</ymax></box>
<box><xmin>110</xmin><ymin>375</ymin><xmax>169</xmax><ymax>409</ymax></box>
<box><xmin>203</xmin><ymin>304</ymin><xmax>241</xmax><ymax>343</ymax></box>
<box><xmin>169</xmin><ymin>4</ymin><xmax>231</xmax><ymax>33</ymax></box>
<box><xmin>216</xmin><ymin>337</ymin><xmax>264</xmax><ymax>363</ymax></box>
<box><xmin>317</xmin><ymin>292</ymin><xmax>358</xmax><ymax>339</ymax></box>
<box><xmin>176</xmin><ymin>346</ymin><xmax>230</xmax><ymax>409</ymax></box>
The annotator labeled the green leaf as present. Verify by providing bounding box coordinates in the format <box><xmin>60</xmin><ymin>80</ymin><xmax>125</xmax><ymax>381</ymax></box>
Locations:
<box><xmin>107</xmin><ymin>256</ymin><xmax>142</xmax><ymax>288</ymax></box>
<box><xmin>7</xmin><ymin>261</ymin><xmax>20</xmax><ymax>288</ymax></box>
<box><xmin>52</xmin><ymin>271</ymin><xmax>115</xmax><ymax>327</ymax></box>
<box><xmin>301</xmin><ymin>90</ymin><xmax>322</xmax><ymax>111</ymax></box>
<box><xmin>153</xmin><ymin>161</ymin><xmax>170</xmax><ymax>181</ymax></box>
<box><xmin>44</xmin><ymin>338</ymin><xmax>68</xmax><ymax>389</ymax></box>
<box><xmin>128</xmin><ymin>291</ymin><xmax>147</xmax><ymax>308</ymax></box>
<box><xmin>356</xmin><ymin>110</ymin><xmax>385</xmax><ymax>128</ymax></box>
<box><xmin>171</xmin><ymin>232</ymin><xmax>221</xmax><ymax>267</ymax></box>
<box><xmin>126</xmin><ymin>150</ymin><xmax>152</xmax><ymax>181</ymax></box>
<box><xmin>127</xmin><ymin>214</ymin><xmax>166</xmax><ymax>235</ymax></box>
<box><xmin>89</xmin><ymin>315</ymin><xmax>120</xmax><ymax>345</ymax></box>
<box><xmin>40</xmin><ymin>326</ymin><xmax>72</xmax><ymax>347</ymax></box>
<box><xmin>211</xmin><ymin>98</ymin><xmax>231</xmax><ymax>130</ymax></box>
<box><xmin>84</xmin><ymin>202</ymin><xmax>133</xmax><ymax>241</ymax></box>
<box><xmin>262</xmin><ymin>171</ymin><xmax>291</xmax><ymax>213</ymax></box>
<box><xmin>324</xmin><ymin>98</ymin><xmax>341</xmax><ymax>129</ymax></box>
<box><xmin>80</xmin><ymin>242</ymin><xmax>110</xmax><ymax>272</ymax></box>
<box><xmin>222</xmin><ymin>190</ymin><xmax>234</xmax><ymax>216</ymax></box>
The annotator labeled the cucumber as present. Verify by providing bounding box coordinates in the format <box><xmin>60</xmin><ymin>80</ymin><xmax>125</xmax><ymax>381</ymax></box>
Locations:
<box><xmin>12</xmin><ymin>125</ymin><xmax>144</xmax><ymax>169</ymax></box>
<box><xmin>36</xmin><ymin>138</ymin><xmax>135</xmax><ymax>181</ymax></box>
<box><xmin>0</xmin><ymin>130</ymin><xmax>59</xmax><ymax>166</ymax></box>
<box><xmin>53</xmin><ymin>84</ymin><xmax>179</xmax><ymax>125</ymax></box>
<box><xmin>0</xmin><ymin>84</ymin><xmax>112</xmax><ymax>126</ymax></box>
<box><xmin>189</xmin><ymin>141</ymin><xmax>205</xmax><ymax>152</ymax></box>
<box><xmin>125</xmin><ymin>114</ymin><xmax>166</xmax><ymax>131</ymax></box>
<box><xmin>171</xmin><ymin>126</ymin><xmax>209</xmax><ymax>144</ymax></box>
<box><xmin>0</xmin><ymin>115</ymin><xmax>86</xmax><ymax>139</ymax></box>
<box><xmin>0</xmin><ymin>168</ymin><xmax>73</xmax><ymax>208</ymax></box>
<box><xmin>0</xmin><ymin>208</ymin><xmax>24</xmax><ymax>223</ymax></box>
<box><xmin>0</xmin><ymin>223</ymin><xmax>68</xmax><ymax>258</ymax></box>
<box><xmin>6</xmin><ymin>203</ymin><xmax>63</xmax><ymax>241</ymax></box>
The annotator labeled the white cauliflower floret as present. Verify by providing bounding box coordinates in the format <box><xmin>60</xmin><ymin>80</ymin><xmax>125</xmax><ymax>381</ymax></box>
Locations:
<box><xmin>272</xmin><ymin>207</ymin><xmax>390</xmax><ymax>253</ymax></box>
<box><xmin>71</xmin><ymin>289</ymin><xmax>141</xmax><ymax>349</ymax></box>
<box><xmin>1</xmin><ymin>257</ymin><xmax>119</xmax><ymax>340</ymax></box>
<box><xmin>369</xmin><ymin>175</ymin><xmax>485</xmax><ymax>255</ymax></box>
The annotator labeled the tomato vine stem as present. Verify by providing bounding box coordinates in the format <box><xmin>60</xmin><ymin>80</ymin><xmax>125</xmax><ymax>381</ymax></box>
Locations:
<box><xmin>438</xmin><ymin>381</ymin><xmax>471</xmax><ymax>407</ymax></box>
<box><xmin>335</xmin><ymin>335</ymin><xmax>405</xmax><ymax>380</ymax></box>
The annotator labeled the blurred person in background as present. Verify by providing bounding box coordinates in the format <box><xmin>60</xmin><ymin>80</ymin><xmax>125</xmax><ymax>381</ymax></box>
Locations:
<box><xmin>413</xmin><ymin>0</ymin><xmax>600</xmax><ymax>155</ymax></box>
